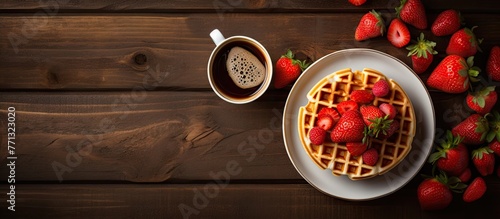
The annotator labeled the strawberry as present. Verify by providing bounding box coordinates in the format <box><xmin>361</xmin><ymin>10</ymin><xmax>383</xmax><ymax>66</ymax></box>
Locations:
<box><xmin>360</xmin><ymin>105</ymin><xmax>386</xmax><ymax>127</ymax></box>
<box><xmin>428</xmin><ymin>131</ymin><xmax>469</xmax><ymax>176</ymax></box>
<box><xmin>463</xmin><ymin>177</ymin><xmax>487</xmax><ymax>202</ymax></box>
<box><xmin>273</xmin><ymin>50</ymin><xmax>309</xmax><ymax>89</ymax></box>
<box><xmin>372</xmin><ymin>79</ymin><xmax>390</xmax><ymax>97</ymax></box>
<box><xmin>309</xmin><ymin>127</ymin><xmax>327</xmax><ymax>145</ymax></box>
<box><xmin>417</xmin><ymin>174</ymin><xmax>464</xmax><ymax>211</ymax></box>
<box><xmin>486</xmin><ymin>46</ymin><xmax>500</xmax><ymax>81</ymax></box>
<box><xmin>348</xmin><ymin>0</ymin><xmax>366</xmax><ymax>6</ymax></box>
<box><xmin>452</xmin><ymin>114</ymin><xmax>489</xmax><ymax>145</ymax></box>
<box><xmin>406</xmin><ymin>33</ymin><xmax>437</xmax><ymax>74</ymax></box>
<box><xmin>466</xmin><ymin>86</ymin><xmax>497</xmax><ymax>115</ymax></box>
<box><xmin>330</xmin><ymin>110</ymin><xmax>366</xmax><ymax>143</ymax></box>
<box><xmin>336</xmin><ymin>100</ymin><xmax>359</xmax><ymax>115</ymax></box>
<box><xmin>426</xmin><ymin>55</ymin><xmax>480</xmax><ymax>94</ymax></box>
<box><xmin>350</xmin><ymin>90</ymin><xmax>374</xmax><ymax>104</ymax></box>
<box><xmin>431</xmin><ymin>9</ymin><xmax>463</xmax><ymax>37</ymax></box>
<box><xmin>446</xmin><ymin>27</ymin><xmax>482</xmax><ymax>58</ymax></box>
<box><xmin>316</xmin><ymin>114</ymin><xmax>334</xmax><ymax>131</ymax></box>
<box><xmin>318</xmin><ymin>107</ymin><xmax>341</xmax><ymax>123</ymax></box>
<box><xmin>472</xmin><ymin>147</ymin><xmax>495</xmax><ymax>176</ymax></box>
<box><xmin>355</xmin><ymin>10</ymin><xmax>385</xmax><ymax>41</ymax></box>
<box><xmin>379</xmin><ymin>120</ymin><xmax>400</xmax><ymax>139</ymax></box>
<box><xmin>489</xmin><ymin>140</ymin><xmax>500</xmax><ymax>157</ymax></box>
<box><xmin>379</xmin><ymin>103</ymin><xmax>397</xmax><ymax>119</ymax></box>
<box><xmin>458</xmin><ymin>167</ymin><xmax>471</xmax><ymax>183</ymax></box>
<box><xmin>362</xmin><ymin>148</ymin><xmax>379</xmax><ymax>166</ymax></box>
<box><xmin>346</xmin><ymin>142</ymin><xmax>368</xmax><ymax>157</ymax></box>
<box><xmin>395</xmin><ymin>0</ymin><xmax>427</xmax><ymax>29</ymax></box>
<box><xmin>387</xmin><ymin>18</ymin><xmax>411</xmax><ymax>48</ymax></box>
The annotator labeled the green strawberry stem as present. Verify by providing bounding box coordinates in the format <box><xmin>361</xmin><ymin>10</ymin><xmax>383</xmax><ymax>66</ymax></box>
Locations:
<box><xmin>486</xmin><ymin>111</ymin><xmax>500</xmax><ymax>142</ymax></box>
<box><xmin>366</xmin><ymin>115</ymin><xmax>392</xmax><ymax>138</ymax></box>
<box><xmin>427</xmin><ymin>171</ymin><xmax>467</xmax><ymax>193</ymax></box>
<box><xmin>472</xmin><ymin>146</ymin><xmax>494</xmax><ymax>160</ymax></box>
<box><xmin>428</xmin><ymin>130</ymin><xmax>463</xmax><ymax>164</ymax></box>
<box><xmin>406</xmin><ymin>33</ymin><xmax>437</xmax><ymax>58</ymax></box>
<box><xmin>466</xmin><ymin>26</ymin><xmax>483</xmax><ymax>53</ymax></box>
<box><xmin>472</xmin><ymin>86</ymin><xmax>495</xmax><ymax>108</ymax></box>
<box><xmin>282</xmin><ymin>49</ymin><xmax>310</xmax><ymax>72</ymax></box>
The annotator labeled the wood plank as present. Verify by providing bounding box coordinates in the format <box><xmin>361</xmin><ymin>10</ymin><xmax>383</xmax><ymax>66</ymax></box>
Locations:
<box><xmin>1</xmin><ymin>0</ymin><xmax>500</xmax><ymax>12</ymax></box>
<box><xmin>1</xmin><ymin>13</ymin><xmax>500</xmax><ymax>90</ymax></box>
<box><xmin>0</xmin><ymin>182</ymin><xmax>499</xmax><ymax>218</ymax></box>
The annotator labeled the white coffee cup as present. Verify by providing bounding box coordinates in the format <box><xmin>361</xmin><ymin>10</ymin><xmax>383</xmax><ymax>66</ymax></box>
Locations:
<box><xmin>207</xmin><ymin>29</ymin><xmax>273</xmax><ymax>104</ymax></box>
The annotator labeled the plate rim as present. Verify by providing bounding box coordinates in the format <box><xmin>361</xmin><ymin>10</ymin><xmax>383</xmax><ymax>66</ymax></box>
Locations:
<box><xmin>282</xmin><ymin>48</ymin><xmax>436</xmax><ymax>201</ymax></box>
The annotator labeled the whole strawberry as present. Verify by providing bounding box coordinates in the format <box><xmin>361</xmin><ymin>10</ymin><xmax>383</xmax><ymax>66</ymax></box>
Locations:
<box><xmin>396</xmin><ymin>0</ymin><xmax>427</xmax><ymax>29</ymax></box>
<box><xmin>466</xmin><ymin>86</ymin><xmax>497</xmax><ymax>115</ymax></box>
<box><xmin>309</xmin><ymin>127</ymin><xmax>327</xmax><ymax>145</ymax></box>
<box><xmin>446</xmin><ymin>27</ymin><xmax>482</xmax><ymax>58</ymax></box>
<box><xmin>428</xmin><ymin>131</ymin><xmax>469</xmax><ymax>176</ymax></box>
<box><xmin>387</xmin><ymin>18</ymin><xmax>411</xmax><ymax>48</ymax></box>
<box><xmin>355</xmin><ymin>10</ymin><xmax>385</xmax><ymax>41</ymax></box>
<box><xmin>431</xmin><ymin>9</ymin><xmax>463</xmax><ymax>36</ymax></box>
<box><xmin>362</xmin><ymin>148</ymin><xmax>379</xmax><ymax>166</ymax></box>
<box><xmin>330</xmin><ymin>110</ymin><xmax>366</xmax><ymax>143</ymax></box>
<box><xmin>417</xmin><ymin>174</ymin><xmax>464</xmax><ymax>211</ymax></box>
<box><xmin>472</xmin><ymin>147</ymin><xmax>495</xmax><ymax>176</ymax></box>
<box><xmin>463</xmin><ymin>177</ymin><xmax>487</xmax><ymax>202</ymax></box>
<box><xmin>406</xmin><ymin>33</ymin><xmax>437</xmax><ymax>74</ymax></box>
<box><xmin>427</xmin><ymin>55</ymin><xmax>480</xmax><ymax>94</ymax></box>
<box><xmin>486</xmin><ymin>46</ymin><xmax>500</xmax><ymax>81</ymax></box>
<box><xmin>273</xmin><ymin>50</ymin><xmax>309</xmax><ymax>89</ymax></box>
<box><xmin>452</xmin><ymin>114</ymin><xmax>489</xmax><ymax>145</ymax></box>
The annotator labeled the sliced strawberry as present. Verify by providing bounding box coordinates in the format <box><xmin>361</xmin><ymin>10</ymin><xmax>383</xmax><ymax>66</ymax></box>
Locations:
<box><xmin>463</xmin><ymin>177</ymin><xmax>487</xmax><ymax>202</ymax></box>
<box><xmin>309</xmin><ymin>127</ymin><xmax>327</xmax><ymax>145</ymax></box>
<box><xmin>318</xmin><ymin>107</ymin><xmax>341</xmax><ymax>123</ymax></box>
<box><xmin>379</xmin><ymin>103</ymin><xmax>397</xmax><ymax>119</ymax></box>
<box><xmin>336</xmin><ymin>100</ymin><xmax>359</xmax><ymax>115</ymax></box>
<box><xmin>350</xmin><ymin>90</ymin><xmax>374</xmax><ymax>104</ymax></box>
<box><xmin>362</xmin><ymin>148</ymin><xmax>379</xmax><ymax>166</ymax></box>
<box><xmin>316</xmin><ymin>114</ymin><xmax>334</xmax><ymax>131</ymax></box>
<box><xmin>387</xmin><ymin>18</ymin><xmax>411</xmax><ymax>48</ymax></box>
<box><xmin>346</xmin><ymin>142</ymin><xmax>368</xmax><ymax>157</ymax></box>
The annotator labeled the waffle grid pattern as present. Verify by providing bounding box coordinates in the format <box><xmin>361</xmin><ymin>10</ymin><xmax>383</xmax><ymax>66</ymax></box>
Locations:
<box><xmin>298</xmin><ymin>68</ymin><xmax>416</xmax><ymax>180</ymax></box>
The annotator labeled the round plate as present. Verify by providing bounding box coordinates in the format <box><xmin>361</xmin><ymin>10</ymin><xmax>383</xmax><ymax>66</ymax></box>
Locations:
<box><xmin>282</xmin><ymin>48</ymin><xmax>435</xmax><ymax>200</ymax></box>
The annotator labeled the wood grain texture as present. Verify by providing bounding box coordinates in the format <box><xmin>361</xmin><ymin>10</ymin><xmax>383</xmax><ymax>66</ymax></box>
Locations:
<box><xmin>1</xmin><ymin>13</ymin><xmax>500</xmax><ymax>90</ymax></box>
<box><xmin>0</xmin><ymin>183</ymin><xmax>499</xmax><ymax>219</ymax></box>
<box><xmin>1</xmin><ymin>0</ymin><xmax>500</xmax><ymax>12</ymax></box>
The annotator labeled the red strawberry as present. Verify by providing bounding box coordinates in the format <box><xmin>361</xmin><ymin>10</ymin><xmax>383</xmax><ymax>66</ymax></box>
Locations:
<box><xmin>387</xmin><ymin>18</ymin><xmax>411</xmax><ymax>48</ymax></box>
<box><xmin>396</xmin><ymin>0</ymin><xmax>427</xmax><ymax>29</ymax></box>
<box><xmin>379</xmin><ymin>103</ymin><xmax>397</xmax><ymax>119</ymax></box>
<box><xmin>372</xmin><ymin>79</ymin><xmax>390</xmax><ymax>97</ymax></box>
<box><xmin>463</xmin><ymin>177</ymin><xmax>487</xmax><ymax>202</ymax></box>
<box><xmin>348</xmin><ymin>0</ymin><xmax>366</xmax><ymax>6</ymax></box>
<box><xmin>428</xmin><ymin>131</ymin><xmax>469</xmax><ymax>176</ymax></box>
<box><xmin>466</xmin><ymin>86</ymin><xmax>497</xmax><ymax>115</ymax></box>
<box><xmin>309</xmin><ymin>127</ymin><xmax>327</xmax><ymax>145</ymax></box>
<box><xmin>360</xmin><ymin>105</ymin><xmax>386</xmax><ymax>127</ymax></box>
<box><xmin>406</xmin><ymin>33</ymin><xmax>437</xmax><ymax>74</ymax></box>
<box><xmin>355</xmin><ymin>10</ymin><xmax>385</xmax><ymax>41</ymax></box>
<box><xmin>330</xmin><ymin>110</ymin><xmax>366</xmax><ymax>143</ymax></box>
<box><xmin>472</xmin><ymin>147</ymin><xmax>495</xmax><ymax>176</ymax></box>
<box><xmin>431</xmin><ymin>9</ymin><xmax>463</xmax><ymax>36</ymax></box>
<box><xmin>426</xmin><ymin>55</ymin><xmax>480</xmax><ymax>94</ymax></box>
<box><xmin>273</xmin><ymin>50</ymin><xmax>309</xmax><ymax>89</ymax></box>
<box><xmin>379</xmin><ymin>120</ymin><xmax>400</xmax><ymax>139</ymax></box>
<box><xmin>489</xmin><ymin>140</ymin><xmax>500</xmax><ymax>157</ymax></box>
<box><xmin>336</xmin><ymin>100</ymin><xmax>359</xmax><ymax>115</ymax></box>
<box><xmin>452</xmin><ymin>114</ymin><xmax>489</xmax><ymax>145</ymax></box>
<box><xmin>458</xmin><ymin>167</ymin><xmax>471</xmax><ymax>183</ymax></box>
<box><xmin>362</xmin><ymin>148</ymin><xmax>379</xmax><ymax>166</ymax></box>
<box><xmin>417</xmin><ymin>174</ymin><xmax>457</xmax><ymax>211</ymax></box>
<box><xmin>318</xmin><ymin>107</ymin><xmax>341</xmax><ymax>123</ymax></box>
<box><xmin>350</xmin><ymin>90</ymin><xmax>374</xmax><ymax>104</ymax></box>
<box><xmin>316</xmin><ymin>114</ymin><xmax>334</xmax><ymax>131</ymax></box>
<box><xmin>486</xmin><ymin>46</ymin><xmax>500</xmax><ymax>81</ymax></box>
<box><xmin>346</xmin><ymin>142</ymin><xmax>368</xmax><ymax>157</ymax></box>
<box><xmin>446</xmin><ymin>27</ymin><xmax>482</xmax><ymax>58</ymax></box>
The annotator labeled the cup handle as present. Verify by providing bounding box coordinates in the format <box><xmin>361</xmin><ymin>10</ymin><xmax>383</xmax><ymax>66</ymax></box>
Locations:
<box><xmin>210</xmin><ymin>29</ymin><xmax>225</xmax><ymax>46</ymax></box>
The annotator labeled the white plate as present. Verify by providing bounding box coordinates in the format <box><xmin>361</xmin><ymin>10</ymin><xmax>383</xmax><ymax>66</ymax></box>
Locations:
<box><xmin>282</xmin><ymin>48</ymin><xmax>435</xmax><ymax>200</ymax></box>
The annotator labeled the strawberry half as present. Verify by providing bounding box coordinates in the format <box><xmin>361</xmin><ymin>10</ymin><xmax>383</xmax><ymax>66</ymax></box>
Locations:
<box><xmin>431</xmin><ymin>9</ymin><xmax>463</xmax><ymax>37</ymax></box>
<box><xmin>406</xmin><ymin>33</ymin><xmax>437</xmax><ymax>74</ymax></box>
<box><xmin>273</xmin><ymin>50</ymin><xmax>309</xmax><ymax>89</ymax></box>
<box><xmin>463</xmin><ymin>177</ymin><xmax>487</xmax><ymax>202</ymax></box>
<box><xmin>336</xmin><ymin>100</ymin><xmax>359</xmax><ymax>115</ymax></box>
<box><xmin>355</xmin><ymin>10</ymin><xmax>385</xmax><ymax>41</ymax></box>
<box><xmin>316</xmin><ymin>114</ymin><xmax>334</xmax><ymax>131</ymax></box>
<box><xmin>466</xmin><ymin>86</ymin><xmax>497</xmax><ymax>115</ymax></box>
<box><xmin>318</xmin><ymin>107</ymin><xmax>341</xmax><ymax>123</ymax></box>
<box><xmin>387</xmin><ymin>18</ymin><xmax>411</xmax><ymax>48</ymax></box>
<box><xmin>487</xmin><ymin>46</ymin><xmax>500</xmax><ymax>82</ymax></box>
<box><xmin>446</xmin><ymin>27</ymin><xmax>482</xmax><ymax>58</ymax></box>
<box><xmin>396</xmin><ymin>0</ymin><xmax>427</xmax><ymax>29</ymax></box>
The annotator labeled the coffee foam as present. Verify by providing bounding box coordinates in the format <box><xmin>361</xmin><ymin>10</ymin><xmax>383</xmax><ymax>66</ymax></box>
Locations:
<box><xmin>226</xmin><ymin>46</ymin><xmax>265</xmax><ymax>89</ymax></box>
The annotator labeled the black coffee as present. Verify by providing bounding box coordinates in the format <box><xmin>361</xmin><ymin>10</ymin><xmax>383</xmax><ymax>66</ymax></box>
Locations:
<box><xmin>212</xmin><ymin>41</ymin><xmax>267</xmax><ymax>99</ymax></box>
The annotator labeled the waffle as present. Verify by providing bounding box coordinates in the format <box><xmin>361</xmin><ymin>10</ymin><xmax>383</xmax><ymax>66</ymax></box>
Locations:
<box><xmin>298</xmin><ymin>68</ymin><xmax>416</xmax><ymax>180</ymax></box>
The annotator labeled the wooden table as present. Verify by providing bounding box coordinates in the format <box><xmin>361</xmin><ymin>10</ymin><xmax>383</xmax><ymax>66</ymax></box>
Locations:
<box><xmin>1</xmin><ymin>0</ymin><xmax>499</xmax><ymax>218</ymax></box>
